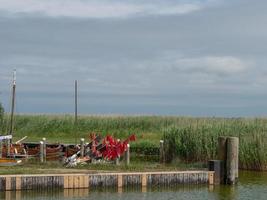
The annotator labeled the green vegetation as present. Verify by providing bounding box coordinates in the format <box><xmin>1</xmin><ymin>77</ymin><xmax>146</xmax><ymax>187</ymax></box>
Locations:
<box><xmin>0</xmin><ymin>160</ymin><xmax>205</xmax><ymax>175</ymax></box>
<box><xmin>1</xmin><ymin>114</ymin><xmax>267</xmax><ymax>170</ymax></box>
<box><xmin>163</xmin><ymin>120</ymin><xmax>267</xmax><ymax>171</ymax></box>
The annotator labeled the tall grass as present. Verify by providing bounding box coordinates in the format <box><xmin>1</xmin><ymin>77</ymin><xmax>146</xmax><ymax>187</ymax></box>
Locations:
<box><xmin>163</xmin><ymin>118</ymin><xmax>267</xmax><ymax>170</ymax></box>
<box><xmin>1</xmin><ymin>114</ymin><xmax>267</xmax><ymax>170</ymax></box>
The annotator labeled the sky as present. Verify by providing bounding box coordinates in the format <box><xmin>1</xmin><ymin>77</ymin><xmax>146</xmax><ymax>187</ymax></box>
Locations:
<box><xmin>0</xmin><ymin>0</ymin><xmax>267</xmax><ymax>116</ymax></box>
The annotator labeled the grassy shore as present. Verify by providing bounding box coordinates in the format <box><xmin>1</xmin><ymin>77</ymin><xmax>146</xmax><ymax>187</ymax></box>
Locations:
<box><xmin>1</xmin><ymin>114</ymin><xmax>267</xmax><ymax>170</ymax></box>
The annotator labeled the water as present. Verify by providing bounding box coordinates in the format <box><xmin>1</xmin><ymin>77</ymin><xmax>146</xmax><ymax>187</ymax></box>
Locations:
<box><xmin>0</xmin><ymin>171</ymin><xmax>266</xmax><ymax>200</ymax></box>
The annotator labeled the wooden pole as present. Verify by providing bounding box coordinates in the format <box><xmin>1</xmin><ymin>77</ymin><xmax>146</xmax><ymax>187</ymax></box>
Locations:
<box><xmin>217</xmin><ymin>136</ymin><xmax>227</xmax><ymax>183</ymax></box>
<box><xmin>159</xmin><ymin>140</ymin><xmax>164</xmax><ymax>163</ymax></box>
<box><xmin>226</xmin><ymin>137</ymin><xmax>239</xmax><ymax>184</ymax></box>
<box><xmin>8</xmin><ymin>70</ymin><xmax>16</xmax><ymax>156</ymax></box>
<box><xmin>40</xmin><ymin>141</ymin><xmax>44</xmax><ymax>163</ymax></box>
<box><xmin>9</xmin><ymin>70</ymin><xmax>16</xmax><ymax>137</ymax></box>
<box><xmin>125</xmin><ymin>144</ymin><xmax>130</xmax><ymax>166</ymax></box>
<box><xmin>74</xmin><ymin>80</ymin><xmax>78</xmax><ymax>145</ymax></box>
<box><xmin>0</xmin><ymin>141</ymin><xmax>2</xmax><ymax>158</ymax></box>
<box><xmin>42</xmin><ymin>138</ymin><xmax>46</xmax><ymax>163</ymax></box>
<box><xmin>218</xmin><ymin>136</ymin><xmax>227</xmax><ymax>161</ymax></box>
<box><xmin>80</xmin><ymin>138</ymin><xmax>84</xmax><ymax>159</ymax></box>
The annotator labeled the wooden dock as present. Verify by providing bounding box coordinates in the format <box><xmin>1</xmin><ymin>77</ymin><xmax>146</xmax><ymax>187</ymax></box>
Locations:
<box><xmin>0</xmin><ymin>171</ymin><xmax>214</xmax><ymax>191</ymax></box>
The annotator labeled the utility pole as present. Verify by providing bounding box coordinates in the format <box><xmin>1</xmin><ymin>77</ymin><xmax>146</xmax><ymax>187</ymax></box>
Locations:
<box><xmin>10</xmin><ymin>69</ymin><xmax>16</xmax><ymax>136</ymax></box>
<box><xmin>75</xmin><ymin>80</ymin><xmax>78</xmax><ymax>144</ymax></box>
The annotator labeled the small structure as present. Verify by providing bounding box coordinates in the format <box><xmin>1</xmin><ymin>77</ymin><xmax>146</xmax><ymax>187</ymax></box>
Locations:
<box><xmin>208</xmin><ymin>136</ymin><xmax>239</xmax><ymax>185</ymax></box>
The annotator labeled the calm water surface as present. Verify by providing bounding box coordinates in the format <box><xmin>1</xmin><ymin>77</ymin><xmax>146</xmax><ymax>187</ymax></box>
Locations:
<box><xmin>1</xmin><ymin>171</ymin><xmax>266</xmax><ymax>200</ymax></box>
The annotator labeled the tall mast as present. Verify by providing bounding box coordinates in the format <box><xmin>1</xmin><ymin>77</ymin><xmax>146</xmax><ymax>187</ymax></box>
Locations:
<box><xmin>74</xmin><ymin>80</ymin><xmax>78</xmax><ymax>144</ymax></box>
<box><xmin>9</xmin><ymin>69</ymin><xmax>16</xmax><ymax>135</ymax></box>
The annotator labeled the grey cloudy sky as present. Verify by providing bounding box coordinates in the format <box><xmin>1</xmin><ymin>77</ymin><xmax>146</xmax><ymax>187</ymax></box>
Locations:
<box><xmin>0</xmin><ymin>0</ymin><xmax>267</xmax><ymax>116</ymax></box>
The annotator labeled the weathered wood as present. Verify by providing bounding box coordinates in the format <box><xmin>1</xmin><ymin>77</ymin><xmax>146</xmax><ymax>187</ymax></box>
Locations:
<box><xmin>208</xmin><ymin>160</ymin><xmax>225</xmax><ymax>184</ymax></box>
<box><xmin>40</xmin><ymin>141</ymin><xmax>44</xmax><ymax>163</ymax></box>
<box><xmin>15</xmin><ymin>177</ymin><xmax>21</xmax><ymax>190</ymax></box>
<box><xmin>125</xmin><ymin>144</ymin><xmax>130</xmax><ymax>166</ymax></box>
<box><xmin>42</xmin><ymin>138</ymin><xmax>46</xmax><ymax>163</ymax></box>
<box><xmin>142</xmin><ymin>174</ymin><xmax>147</xmax><ymax>187</ymax></box>
<box><xmin>159</xmin><ymin>140</ymin><xmax>164</xmax><ymax>163</ymax></box>
<box><xmin>0</xmin><ymin>141</ymin><xmax>2</xmax><ymax>158</ymax></box>
<box><xmin>5</xmin><ymin>177</ymin><xmax>11</xmax><ymax>191</ymax></box>
<box><xmin>218</xmin><ymin>136</ymin><xmax>227</xmax><ymax>161</ymax></box>
<box><xmin>208</xmin><ymin>172</ymin><xmax>214</xmax><ymax>185</ymax></box>
<box><xmin>118</xmin><ymin>175</ymin><xmax>123</xmax><ymax>188</ymax></box>
<box><xmin>226</xmin><ymin>137</ymin><xmax>239</xmax><ymax>185</ymax></box>
<box><xmin>0</xmin><ymin>171</ymin><xmax>212</xmax><ymax>191</ymax></box>
<box><xmin>80</xmin><ymin>138</ymin><xmax>85</xmax><ymax>159</ymax></box>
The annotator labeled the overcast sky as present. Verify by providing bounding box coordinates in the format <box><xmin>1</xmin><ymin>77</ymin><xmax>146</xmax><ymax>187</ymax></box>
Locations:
<box><xmin>0</xmin><ymin>0</ymin><xmax>267</xmax><ymax>116</ymax></box>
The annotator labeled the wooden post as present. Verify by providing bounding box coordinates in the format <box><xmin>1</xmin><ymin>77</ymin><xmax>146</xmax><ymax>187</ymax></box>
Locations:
<box><xmin>116</xmin><ymin>156</ymin><xmax>120</xmax><ymax>165</ymax></box>
<box><xmin>0</xmin><ymin>141</ymin><xmax>2</xmax><ymax>158</ymax></box>
<box><xmin>159</xmin><ymin>140</ymin><xmax>164</xmax><ymax>163</ymax></box>
<box><xmin>7</xmin><ymin>139</ymin><xmax>10</xmax><ymax>157</ymax></box>
<box><xmin>80</xmin><ymin>138</ymin><xmax>85</xmax><ymax>159</ymax></box>
<box><xmin>125</xmin><ymin>144</ymin><xmax>130</xmax><ymax>166</ymax></box>
<box><xmin>226</xmin><ymin>137</ymin><xmax>239</xmax><ymax>185</ymax></box>
<box><xmin>74</xmin><ymin>80</ymin><xmax>78</xmax><ymax>145</ymax></box>
<box><xmin>40</xmin><ymin>141</ymin><xmax>44</xmax><ymax>163</ymax></box>
<box><xmin>9</xmin><ymin>70</ymin><xmax>16</xmax><ymax>140</ymax></box>
<box><xmin>42</xmin><ymin>138</ymin><xmax>46</xmax><ymax>163</ymax></box>
<box><xmin>218</xmin><ymin>136</ymin><xmax>227</xmax><ymax>161</ymax></box>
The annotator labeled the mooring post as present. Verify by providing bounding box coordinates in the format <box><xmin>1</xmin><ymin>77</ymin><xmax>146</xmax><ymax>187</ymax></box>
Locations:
<box><xmin>159</xmin><ymin>140</ymin><xmax>164</xmax><ymax>163</ymax></box>
<box><xmin>125</xmin><ymin>144</ymin><xmax>130</xmax><ymax>166</ymax></box>
<box><xmin>226</xmin><ymin>137</ymin><xmax>239</xmax><ymax>185</ymax></box>
<box><xmin>116</xmin><ymin>156</ymin><xmax>120</xmax><ymax>165</ymax></box>
<box><xmin>7</xmin><ymin>139</ymin><xmax>11</xmax><ymax>157</ymax></box>
<box><xmin>0</xmin><ymin>141</ymin><xmax>2</xmax><ymax>158</ymax></box>
<box><xmin>42</xmin><ymin>138</ymin><xmax>46</xmax><ymax>163</ymax></box>
<box><xmin>40</xmin><ymin>141</ymin><xmax>44</xmax><ymax>163</ymax></box>
<box><xmin>80</xmin><ymin>138</ymin><xmax>85</xmax><ymax>159</ymax></box>
<box><xmin>217</xmin><ymin>136</ymin><xmax>227</xmax><ymax>183</ymax></box>
<box><xmin>218</xmin><ymin>136</ymin><xmax>227</xmax><ymax>161</ymax></box>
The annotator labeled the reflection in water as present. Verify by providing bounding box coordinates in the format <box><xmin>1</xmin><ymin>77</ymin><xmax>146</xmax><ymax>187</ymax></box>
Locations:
<box><xmin>0</xmin><ymin>171</ymin><xmax>266</xmax><ymax>200</ymax></box>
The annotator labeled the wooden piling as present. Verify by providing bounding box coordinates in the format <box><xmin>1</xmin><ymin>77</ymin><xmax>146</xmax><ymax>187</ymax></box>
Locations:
<box><xmin>117</xmin><ymin>175</ymin><xmax>123</xmax><ymax>188</ymax></box>
<box><xmin>80</xmin><ymin>138</ymin><xmax>85</xmax><ymax>159</ymax></box>
<box><xmin>159</xmin><ymin>140</ymin><xmax>164</xmax><ymax>163</ymax></box>
<box><xmin>226</xmin><ymin>137</ymin><xmax>239</xmax><ymax>184</ymax></box>
<box><xmin>42</xmin><ymin>138</ymin><xmax>46</xmax><ymax>163</ymax></box>
<box><xmin>125</xmin><ymin>144</ymin><xmax>130</xmax><ymax>166</ymax></box>
<box><xmin>218</xmin><ymin>136</ymin><xmax>227</xmax><ymax>161</ymax></box>
<box><xmin>7</xmin><ymin>140</ymin><xmax>10</xmax><ymax>157</ymax></box>
<box><xmin>0</xmin><ymin>141</ymin><xmax>2</xmax><ymax>158</ymax></box>
<box><xmin>116</xmin><ymin>157</ymin><xmax>120</xmax><ymax>165</ymax></box>
<box><xmin>40</xmin><ymin>141</ymin><xmax>44</xmax><ymax>163</ymax></box>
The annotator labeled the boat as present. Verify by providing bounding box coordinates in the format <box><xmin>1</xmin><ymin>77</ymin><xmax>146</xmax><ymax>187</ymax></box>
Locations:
<box><xmin>0</xmin><ymin>158</ymin><xmax>22</xmax><ymax>166</ymax></box>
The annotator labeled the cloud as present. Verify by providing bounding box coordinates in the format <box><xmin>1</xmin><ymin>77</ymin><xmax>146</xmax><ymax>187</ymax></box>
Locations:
<box><xmin>0</xmin><ymin>0</ymin><xmax>216</xmax><ymax>18</ymax></box>
<box><xmin>173</xmin><ymin>56</ymin><xmax>248</xmax><ymax>75</ymax></box>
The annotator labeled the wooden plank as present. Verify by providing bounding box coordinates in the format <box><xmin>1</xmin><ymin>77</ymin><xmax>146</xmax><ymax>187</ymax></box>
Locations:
<box><xmin>15</xmin><ymin>177</ymin><xmax>21</xmax><ymax>190</ymax></box>
<box><xmin>74</xmin><ymin>176</ymin><xmax>79</xmax><ymax>189</ymax></box>
<box><xmin>68</xmin><ymin>176</ymin><xmax>74</xmax><ymax>189</ymax></box>
<box><xmin>141</xmin><ymin>174</ymin><xmax>147</xmax><ymax>187</ymax></box>
<box><xmin>118</xmin><ymin>175</ymin><xmax>123</xmax><ymax>188</ymax></box>
<box><xmin>79</xmin><ymin>176</ymin><xmax>84</xmax><ymax>188</ymax></box>
<box><xmin>64</xmin><ymin>176</ymin><xmax>69</xmax><ymax>189</ymax></box>
<box><xmin>5</xmin><ymin>177</ymin><xmax>11</xmax><ymax>191</ymax></box>
<box><xmin>84</xmin><ymin>175</ymin><xmax>89</xmax><ymax>188</ymax></box>
<box><xmin>208</xmin><ymin>172</ymin><xmax>214</xmax><ymax>185</ymax></box>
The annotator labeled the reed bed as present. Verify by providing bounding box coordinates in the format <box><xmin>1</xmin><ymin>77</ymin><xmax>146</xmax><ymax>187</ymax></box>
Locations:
<box><xmin>1</xmin><ymin>115</ymin><xmax>267</xmax><ymax>170</ymax></box>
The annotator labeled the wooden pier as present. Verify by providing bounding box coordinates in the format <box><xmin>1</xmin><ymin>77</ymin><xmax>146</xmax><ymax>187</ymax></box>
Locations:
<box><xmin>0</xmin><ymin>171</ymin><xmax>214</xmax><ymax>191</ymax></box>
